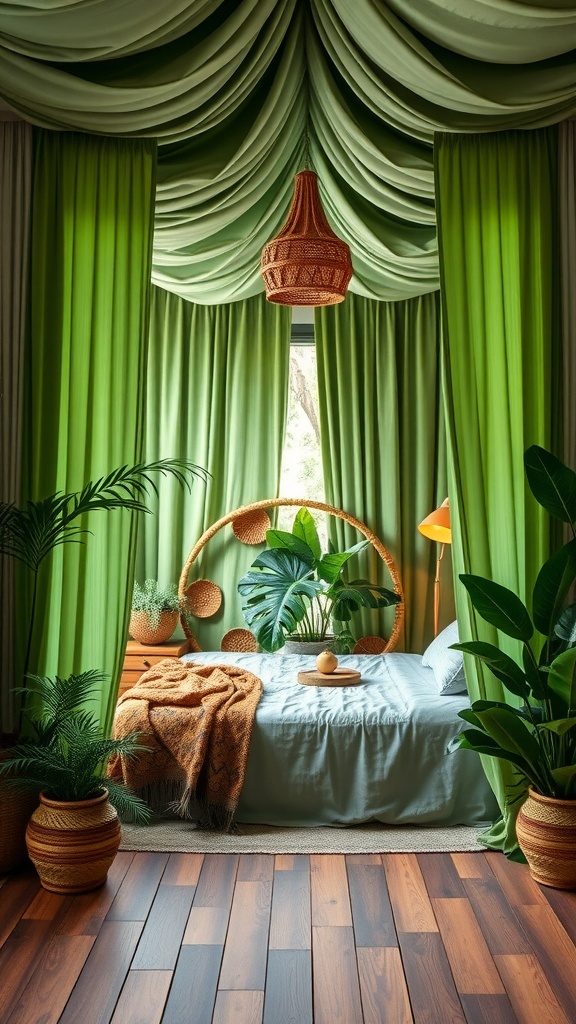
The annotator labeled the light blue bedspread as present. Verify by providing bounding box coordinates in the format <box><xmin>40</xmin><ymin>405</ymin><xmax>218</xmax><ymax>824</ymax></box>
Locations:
<box><xmin>181</xmin><ymin>651</ymin><xmax>498</xmax><ymax>827</ymax></box>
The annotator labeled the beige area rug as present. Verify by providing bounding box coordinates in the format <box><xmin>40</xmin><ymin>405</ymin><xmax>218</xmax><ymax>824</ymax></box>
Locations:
<box><xmin>119</xmin><ymin>819</ymin><xmax>486</xmax><ymax>855</ymax></box>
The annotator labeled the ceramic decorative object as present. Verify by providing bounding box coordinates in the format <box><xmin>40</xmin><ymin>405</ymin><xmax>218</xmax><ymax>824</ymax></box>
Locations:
<box><xmin>516</xmin><ymin>788</ymin><xmax>576</xmax><ymax>890</ymax></box>
<box><xmin>129</xmin><ymin>609</ymin><xmax>178</xmax><ymax>645</ymax></box>
<box><xmin>26</xmin><ymin>789</ymin><xmax>122</xmax><ymax>893</ymax></box>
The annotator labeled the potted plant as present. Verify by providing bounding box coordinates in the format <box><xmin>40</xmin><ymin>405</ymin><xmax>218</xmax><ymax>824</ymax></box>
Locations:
<box><xmin>130</xmin><ymin>579</ymin><xmax>185</xmax><ymax>645</ymax></box>
<box><xmin>449</xmin><ymin>445</ymin><xmax>576</xmax><ymax>888</ymax></box>
<box><xmin>0</xmin><ymin>457</ymin><xmax>207</xmax><ymax>871</ymax></box>
<box><xmin>238</xmin><ymin>507</ymin><xmax>401</xmax><ymax>653</ymax></box>
<box><xmin>0</xmin><ymin>670</ymin><xmax>151</xmax><ymax>893</ymax></box>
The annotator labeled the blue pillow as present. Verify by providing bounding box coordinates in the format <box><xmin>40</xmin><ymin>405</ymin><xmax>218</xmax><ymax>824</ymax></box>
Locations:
<box><xmin>422</xmin><ymin>620</ymin><xmax>467</xmax><ymax>695</ymax></box>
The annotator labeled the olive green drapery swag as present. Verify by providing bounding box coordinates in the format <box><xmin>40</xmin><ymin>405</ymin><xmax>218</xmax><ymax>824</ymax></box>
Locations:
<box><xmin>0</xmin><ymin>119</ymin><xmax>32</xmax><ymax>735</ymax></box>
<box><xmin>315</xmin><ymin>291</ymin><xmax>452</xmax><ymax>654</ymax></box>
<box><xmin>435</xmin><ymin>128</ymin><xmax>561</xmax><ymax>854</ymax></box>
<box><xmin>1</xmin><ymin>3</ymin><xmax>576</xmax><ymax>304</ymax></box>
<box><xmin>25</xmin><ymin>131</ymin><xmax>157</xmax><ymax>733</ymax></box>
<box><xmin>134</xmin><ymin>286</ymin><xmax>291</xmax><ymax>651</ymax></box>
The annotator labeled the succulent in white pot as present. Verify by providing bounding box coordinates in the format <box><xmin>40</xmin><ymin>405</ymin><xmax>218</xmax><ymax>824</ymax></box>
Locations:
<box><xmin>130</xmin><ymin>580</ymin><xmax>185</xmax><ymax>645</ymax></box>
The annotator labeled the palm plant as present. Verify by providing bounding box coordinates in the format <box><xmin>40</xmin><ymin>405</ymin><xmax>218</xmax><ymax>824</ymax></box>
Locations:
<box><xmin>0</xmin><ymin>458</ymin><xmax>208</xmax><ymax>732</ymax></box>
<box><xmin>0</xmin><ymin>671</ymin><xmax>151</xmax><ymax>823</ymax></box>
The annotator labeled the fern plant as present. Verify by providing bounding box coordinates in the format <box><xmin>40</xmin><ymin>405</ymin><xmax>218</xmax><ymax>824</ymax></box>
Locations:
<box><xmin>0</xmin><ymin>671</ymin><xmax>151</xmax><ymax>823</ymax></box>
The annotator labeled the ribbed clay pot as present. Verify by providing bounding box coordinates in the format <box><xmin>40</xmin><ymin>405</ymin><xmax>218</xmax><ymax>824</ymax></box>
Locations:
<box><xmin>129</xmin><ymin>609</ymin><xmax>178</xmax><ymax>645</ymax></box>
<box><xmin>516</xmin><ymin>787</ymin><xmax>576</xmax><ymax>889</ymax></box>
<box><xmin>26</xmin><ymin>789</ymin><xmax>121</xmax><ymax>893</ymax></box>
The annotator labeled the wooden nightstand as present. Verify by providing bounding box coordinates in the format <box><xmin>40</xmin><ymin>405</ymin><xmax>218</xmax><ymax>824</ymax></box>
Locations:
<box><xmin>118</xmin><ymin>638</ymin><xmax>190</xmax><ymax>697</ymax></box>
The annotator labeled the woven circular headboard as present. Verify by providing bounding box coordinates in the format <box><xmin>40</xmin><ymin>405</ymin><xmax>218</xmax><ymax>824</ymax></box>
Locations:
<box><xmin>178</xmin><ymin>497</ymin><xmax>404</xmax><ymax>653</ymax></box>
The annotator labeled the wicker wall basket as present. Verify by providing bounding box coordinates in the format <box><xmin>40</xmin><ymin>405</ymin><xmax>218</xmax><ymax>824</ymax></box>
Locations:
<box><xmin>516</xmin><ymin>787</ymin><xmax>576</xmax><ymax>889</ymax></box>
<box><xmin>0</xmin><ymin>751</ymin><xmax>38</xmax><ymax>872</ymax></box>
<box><xmin>26</xmin><ymin>789</ymin><xmax>121</xmax><ymax>893</ymax></box>
<box><xmin>129</xmin><ymin>609</ymin><xmax>178</xmax><ymax>645</ymax></box>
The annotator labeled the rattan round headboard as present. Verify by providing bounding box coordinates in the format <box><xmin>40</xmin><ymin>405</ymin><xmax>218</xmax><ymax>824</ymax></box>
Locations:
<box><xmin>178</xmin><ymin>497</ymin><xmax>404</xmax><ymax>653</ymax></box>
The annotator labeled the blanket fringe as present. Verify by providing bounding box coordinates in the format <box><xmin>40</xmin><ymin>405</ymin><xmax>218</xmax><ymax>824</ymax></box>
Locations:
<box><xmin>136</xmin><ymin>781</ymin><xmax>236</xmax><ymax>833</ymax></box>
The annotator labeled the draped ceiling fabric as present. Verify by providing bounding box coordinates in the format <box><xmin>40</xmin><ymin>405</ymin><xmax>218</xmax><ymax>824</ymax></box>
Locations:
<box><xmin>0</xmin><ymin>1</ymin><xmax>575</xmax><ymax>304</ymax></box>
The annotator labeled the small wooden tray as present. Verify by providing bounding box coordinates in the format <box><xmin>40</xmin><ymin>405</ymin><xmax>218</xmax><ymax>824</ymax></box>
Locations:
<box><xmin>297</xmin><ymin>668</ymin><xmax>362</xmax><ymax>687</ymax></box>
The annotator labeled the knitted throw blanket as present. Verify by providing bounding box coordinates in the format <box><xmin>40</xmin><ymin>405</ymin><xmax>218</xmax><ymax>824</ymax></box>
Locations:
<box><xmin>108</xmin><ymin>659</ymin><xmax>262</xmax><ymax>831</ymax></box>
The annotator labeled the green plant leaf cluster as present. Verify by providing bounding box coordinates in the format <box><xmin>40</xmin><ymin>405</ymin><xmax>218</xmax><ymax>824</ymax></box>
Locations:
<box><xmin>450</xmin><ymin>446</ymin><xmax>576</xmax><ymax>800</ymax></box>
<box><xmin>0</xmin><ymin>672</ymin><xmax>152</xmax><ymax>824</ymax></box>
<box><xmin>131</xmin><ymin>579</ymin><xmax>184</xmax><ymax>629</ymax></box>
<box><xmin>238</xmin><ymin>508</ymin><xmax>401</xmax><ymax>653</ymax></box>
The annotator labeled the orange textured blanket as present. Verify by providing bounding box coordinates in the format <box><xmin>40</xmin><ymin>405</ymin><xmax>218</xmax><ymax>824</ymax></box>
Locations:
<box><xmin>108</xmin><ymin>658</ymin><xmax>262</xmax><ymax>830</ymax></box>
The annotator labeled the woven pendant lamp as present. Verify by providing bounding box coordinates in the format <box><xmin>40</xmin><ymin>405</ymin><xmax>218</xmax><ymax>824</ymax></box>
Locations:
<box><xmin>261</xmin><ymin>170</ymin><xmax>353</xmax><ymax>305</ymax></box>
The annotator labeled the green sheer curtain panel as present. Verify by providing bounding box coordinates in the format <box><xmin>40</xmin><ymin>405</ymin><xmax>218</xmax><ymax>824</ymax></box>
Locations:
<box><xmin>1</xmin><ymin>3</ymin><xmax>575</xmax><ymax>303</ymax></box>
<box><xmin>435</xmin><ymin>128</ymin><xmax>560</xmax><ymax>853</ymax></box>
<box><xmin>26</xmin><ymin>130</ymin><xmax>157</xmax><ymax>733</ymax></box>
<box><xmin>315</xmin><ymin>291</ymin><xmax>451</xmax><ymax>654</ymax></box>
<box><xmin>135</xmin><ymin>286</ymin><xmax>291</xmax><ymax>651</ymax></box>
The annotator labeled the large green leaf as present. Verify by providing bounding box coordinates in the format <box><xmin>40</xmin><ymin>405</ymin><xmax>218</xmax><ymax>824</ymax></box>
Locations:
<box><xmin>460</xmin><ymin>574</ymin><xmax>533</xmax><ymax>642</ymax></box>
<box><xmin>330</xmin><ymin>579</ymin><xmax>400</xmax><ymax>622</ymax></box>
<box><xmin>539</xmin><ymin>718</ymin><xmax>576</xmax><ymax>737</ymax></box>
<box><xmin>524</xmin><ymin>445</ymin><xmax>576</xmax><ymax>527</ymax></box>
<box><xmin>316</xmin><ymin>541</ymin><xmax>368</xmax><ymax>584</ymax></box>
<box><xmin>473</xmin><ymin>706</ymin><xmax>542</xmax><ymax>772</ymax></box>
<box><xmin>265</xmin><ymin>529</ymin><xmax>315</xmax><ymax>566</ymax></box>
<box><xmin>555</xmin><ymin>602</ymin><xmax>576</xmax><ymax>643</ymax></box>
<box><xmin>238</xmin><ymin>550</ymin><xmax>322</xmax><ymax>652</ymax></box>
<box><xmin>448</xmin><ymin>729</ymin><xmax>531</xmax><ymax>776</ymax></box>
<box><xmin>547</xmin><ymin>648</ymin><xmax>576</xmax><ymax>714</ymax></box>
<box><xmin>532</xmin><ymin>540</ymin><xmax>576</xmax><ymax>640</ymax></box>
<box><xmin>452</xmin><ymin>641</ymin><xmax>529</xmax><ymax>699</ymax></box>
<box><xmin>291</xmin><ymin>508</ymin><xmax>321</xmax><ymax>561</ymax></box>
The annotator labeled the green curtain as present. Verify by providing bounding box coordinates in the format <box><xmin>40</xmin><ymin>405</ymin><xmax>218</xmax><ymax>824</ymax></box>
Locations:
<box><xmin>315</xmin><ymin>291</ymin><xmax>451</xmax><ymax>653</ymax></box>
<box><xmin>25</xmin><ymin>130</ymin><xmax>157</xmax><ymax>732</ymax></box>
<box><xmin>135</xmin><ymin>286</ymin><xmax>291</xmax><ymax>651</ymax></box>
<box><xmin>435</xmin><ymin>128</ymin><xmax>561</xmax><ymax>852</ymax></box>
<box><xmin>1</xmin><ymin>3</ymin><xmax>575</xmax><ymax>303</ymax></box>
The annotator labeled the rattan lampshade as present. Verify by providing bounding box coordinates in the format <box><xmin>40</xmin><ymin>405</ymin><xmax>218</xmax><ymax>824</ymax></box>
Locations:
<box><xmin>261</xmin><ymin>170</ymin><xmax>353</xmax><ymax>306</ymax></box>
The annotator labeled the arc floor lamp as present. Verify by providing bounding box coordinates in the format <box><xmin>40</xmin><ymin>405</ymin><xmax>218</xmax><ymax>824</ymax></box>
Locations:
<box><xmin>418</xmin><ymin>498</ymin><xmax>452</xmax><ymax>636</ymax></box>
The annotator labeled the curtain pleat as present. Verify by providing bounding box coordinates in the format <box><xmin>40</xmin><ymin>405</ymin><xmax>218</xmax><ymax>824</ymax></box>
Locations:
<box><xmin>559</xmin><ymin>120</ymin><xmax>576</xmax><ymax>477</ymax></box>
<box><xmin>315</xmin><ymin>291</ymin><xmax>451</xmax><ymax>653</ymax></box>
<box><xmin>435</xmin><ymin>128</ymin><xmax>561</xmax><ymax>853</ymax></box>
<box><xmin>135</xmin><ymin>287</ymin><xmax>291</xmax><ymax>651</ymax></box>
<box><xmin>0</xmin><ymin>119</ymin><xmax>32</xmax><ymax>735</ymax></box>
<box><xmin>25</xmin><ymin>130</ymin><xmax>157</xmax><ymax>732</ymax></box>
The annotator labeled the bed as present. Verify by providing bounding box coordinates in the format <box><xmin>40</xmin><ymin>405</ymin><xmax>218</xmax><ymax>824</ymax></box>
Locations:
<box><xmin>178</xmin><ymin>649</ymin><xmax>498</xmax><ymax>827</ymax></box>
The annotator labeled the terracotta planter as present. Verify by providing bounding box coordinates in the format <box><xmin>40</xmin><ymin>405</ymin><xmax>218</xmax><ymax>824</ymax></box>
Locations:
<box><xmin>0</xmin><ymin>750</ymin><xmax>38</xmax><ymax>872</ymax></box>
<box><xmin>129</xmin><ymin>609</ymin><xmax>178</xmax><ymax>645</ymax></box>
<box><xmin>516</xmin><ymin>787</ymin><xmax>576</xmax><ymax>889</ymax></box>
<box><xmin>26</xmin><ymin>789</ymin><xmax>121</xmax><ymax>893</ymax></box>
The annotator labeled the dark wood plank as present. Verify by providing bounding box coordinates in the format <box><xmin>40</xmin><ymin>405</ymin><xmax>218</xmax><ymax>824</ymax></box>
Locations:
<box><xmin>213</xmin><ymin>991</ymin><xmax>264</xmax><ymax>1024</ymax></box>
<box><xmin>383</xmin><ymin>854</ymin><xmax>438</xmax><ymax>933</ymax></box>
<box><xmin>160</xmin><ymin>852</ymin><xmax>204</xmax><ymax>886</ymax></box>
<box><xmin>219</xmin><ymin>879</ymin><xmax>272</xmax><ymax>990</ymax></box>
<box><xmin>183</xmin><ymin>905</ymin><xmax>231</xmax><ymax>945</ymax></box>
<box><xmin>6</xmin><ymin>934</ymin><xmax>95</xmax><ymax>1024</ymax></box>
<box><xmin>539</xmin><ymin>885</ymin><xmax>576</xmax><ymax>945</ymax></box>
<box><xmin>432</xmin><ymin>898</ymin><xmax>505</xmax><ymax>994</ymax></box>
<box><xmin>399</xmin><ymin>931</ymin><xmax>466</xmax><ymax>1024</ymax></box>
<box><xmin>356</xmin><ymin>947</ymin><xmax>413</xmax><ymax>1024</ymax></box>
<box><xmin>485</xmin><ymin>853</ymin><xmax>547</xmax><ymax>908</ymax></box>
<box><xmin>131</xmin><ymin>885</ymin><xmax>195</xmax><ymax>969</ymax></box>
<box><xmin>494</xmin><ymin>954</ymin><xmax>571</xmax><ymax>1024</ymax></box>
<box><xmin>263</xmin><ymin>949</ymin><xmax>312</xmax><ymax>1024</ymax></box>
<box><xmin>58</xmin><ymin>920</ymin><xmax>143</xmax><ymax>1024</ymax></box>
<box><xmin>459</xmin><ymin>994</ymin><xmax>519</xmax><ymax>1024</ymax></box>
<box><xmin>312</xmin><ymin>926</ymin><xmax>363</xmax><ymax>1024</ymax></box>
<box><xmin>274</xmin><ymin>855</ymin><xmax>309</xmax><ymax>872</ymax></box>
<box><xmin>57</xmin><ymin>853</ymin><xmax>134</xmax><ymax>936</ymax></box>
<box><xmin>310</xmin><ymin>854</ymin><xmax>352</xmax><ymax>927</ymax></box>
<box><xmin>193</xmin><ymin>854</ymin><xmax>238</xmax><ymax>907</ymax></box>
<box><xmin>0</xmin><ymin>870</ymin><xmax>41</xmax><ymax>950</ymax></box>
<box><xmin>163</xmin><ymin>945</ymin><xmax>222</xmax><ymax>1024</ymax></box>
<box><xmin>237</xmin><ymin>854</ymin><xmax>274</xmax><ymax>882</ymax></box>
<box><xmin>23</xmin><ymin>889</ymin><xmax>70</xmax><ymax>920</ymax></box>
<box><xmin>509</xmin><ymin>903</ymin><xmax>576</xmax><ymax>1022</ymax></box>
<box><xmin>451</xmin><ymin>853</ymin><xmax>494</xmax><ymax>879</ymax></box>
<box><xmin>417</xmin><ymin>853</ymin><xmax>467</xmax><ymax>899</ymax></box>
<box><xmin>347</xmin><ymin>861</ymin><xmax>397</xmax><ymax>947</ymax></box>
<box><xmin>109</xmin><ymin>970</ymin><xmax>172</xmax><ymax>1024</ymax></box>
<box><xmin>269</xmin><ymin>865</ymin><xmax>311</xmax><ymax>951</ymax></box>
<box><xmin>106</xmin><ymin>853</ymin><xmax>168</xmax><ymax>921</ymax></box>
<box><xmin>462</xmin><ymin>877</ymin><xmax>533</xmax><ymax>955</ymax></box>
<box><xmin>0</xmin><ymin>919</ymin><xmax>59</xmax><ymax>1019</ymax></box>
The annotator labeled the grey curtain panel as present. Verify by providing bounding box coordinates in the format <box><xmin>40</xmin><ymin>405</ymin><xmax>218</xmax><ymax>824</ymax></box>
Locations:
<box><xmin>0</xmin><ymin>118</ymin><xmax>32</xmax><ymax>733</ymax></box>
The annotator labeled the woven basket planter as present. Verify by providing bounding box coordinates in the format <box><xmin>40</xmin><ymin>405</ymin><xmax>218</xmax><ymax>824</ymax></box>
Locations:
<box><xmin>26</xmin><ymin>789</ymin><xmax>121</xmax><ymax>894</ymax></box>
<box><xmin>129</xmin><ymin>609</ymin><xmax>178</xmax><ymax>645</ymax></box>
<box><xmin>516</xmin><ymin>787</ymin><xmax>576</xmax><ymax>889</ymax></box>
<box><xmin>283</xmin><ymin>637</ymin><xmax>338</xmax><ymax>656</ymax></box>
<box><xmin>0</xmin><ymin>750</ymin><xmax>38</xmax><ymax>873</ymax></box>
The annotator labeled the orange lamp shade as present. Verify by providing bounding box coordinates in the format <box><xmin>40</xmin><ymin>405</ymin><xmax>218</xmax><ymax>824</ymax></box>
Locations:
<box><xmin>418</xmin><ymin>498</ymin><xmax>451</xmax><ymax>545</ymax></box>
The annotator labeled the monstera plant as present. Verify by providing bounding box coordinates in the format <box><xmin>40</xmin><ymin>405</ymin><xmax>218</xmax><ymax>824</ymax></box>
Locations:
<box><xmin>238</xmin><ymin>508</ymin><xmax>400</xmax><ymax>653</ymax></box>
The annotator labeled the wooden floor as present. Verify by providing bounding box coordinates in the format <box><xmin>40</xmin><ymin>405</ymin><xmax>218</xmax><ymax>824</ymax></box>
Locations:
<box><xmin>1</xmin><ymin>851</ymin><xmax>576</xmax><ymax>1023</ymax></box>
